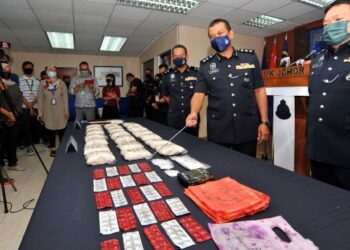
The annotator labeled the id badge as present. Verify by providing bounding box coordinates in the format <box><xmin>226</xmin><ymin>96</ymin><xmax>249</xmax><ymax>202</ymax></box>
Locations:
<box><xmin>51</xmin><ymin>98</ymin><xmax>57</xmax><ymax>105</ymax></box>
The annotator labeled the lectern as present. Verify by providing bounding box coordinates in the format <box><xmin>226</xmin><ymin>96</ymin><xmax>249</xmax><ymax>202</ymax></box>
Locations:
<box><xmin>262</xmin><ymin>64</ymin><xmax>310</xmax><ymax>175</ymax></box>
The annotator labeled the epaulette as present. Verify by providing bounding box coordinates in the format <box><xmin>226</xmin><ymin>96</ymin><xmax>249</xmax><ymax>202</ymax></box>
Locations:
<box><xmin>237</xmin><ymin>48</ymin><xmax>255</xmax><ymax>54</ymax></box>
<box><xmin>163</xmin><ymin>67</ymin><xmax>175</xmax><ymax>75</ymax></box>
<box><xmin>200</xmin><ymin>53</ymin><xmax>216</xmax><ymax>64</ymax></box>
<box><xmin>189</xmin><ymin>66</ymin><xmax>199</xmax><ymax>71</ymax></box>
<box><xmin>316</xmin><ymin>49</ymin><xmax>326</xmax><ymax>56</ymax></box>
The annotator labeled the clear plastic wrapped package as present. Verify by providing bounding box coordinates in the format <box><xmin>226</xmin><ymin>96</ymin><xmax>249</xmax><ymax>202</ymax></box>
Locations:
<box><xmin>171</xmin><ymin>155</ymin><xmax>210</xmax><ymax>170</ymax></box>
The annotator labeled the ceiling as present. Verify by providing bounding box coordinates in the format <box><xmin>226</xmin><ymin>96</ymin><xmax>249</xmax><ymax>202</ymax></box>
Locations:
<box><xmin>0</xmin><ymin>0</ymin><xmax>325</xmax><ymax>56</ymax></box>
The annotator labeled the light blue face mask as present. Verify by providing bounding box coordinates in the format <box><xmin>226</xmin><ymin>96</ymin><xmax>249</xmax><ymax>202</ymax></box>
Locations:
<box><xmin>47</xmin><ymin>71</ymin><xmax>57</xmax><ymax>79</ymax></box>
<box><xmin>323</xmin><ymin>21</ymin><xmax>350</xmax><ymax>46</ymax></box>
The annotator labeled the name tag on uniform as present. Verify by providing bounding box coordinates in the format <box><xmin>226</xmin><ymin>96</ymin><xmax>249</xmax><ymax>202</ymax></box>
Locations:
<box><xmin>185</xmin><ymin>76</ymin><xmax>197</xmax><ymax>81</ymax></box>
<box><xmin>236</xmin><ymin>63</ymin><xmax>255</xmax><ymax>70</ymax></box>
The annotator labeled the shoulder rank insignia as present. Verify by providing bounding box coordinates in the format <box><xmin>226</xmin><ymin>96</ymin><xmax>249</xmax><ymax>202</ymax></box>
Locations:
<box><xmin>201</xmin><ymin>53</ymin><xmax>215</xmax><ymax>64</ymax></box>
<box><xmin>190</xmin><ymin>66</ymin><xmax>199</xmax><ymax>71</ymax></box>
<box><xmin>236</xmin><ymin>63</ymin><xmax>255</xmax><ymax>70</ymax></box>
<box><xmin>237</xmin><ymin>48</ymin><xmax>255</xmax><ymax>54</ymax></box>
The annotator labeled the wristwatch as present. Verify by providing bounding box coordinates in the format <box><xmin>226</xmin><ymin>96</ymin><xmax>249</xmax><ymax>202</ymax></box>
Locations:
<box><xmin>260</xmin><ymin>120</ymin><xmax>270</xmax><ymax>127</ymax></box>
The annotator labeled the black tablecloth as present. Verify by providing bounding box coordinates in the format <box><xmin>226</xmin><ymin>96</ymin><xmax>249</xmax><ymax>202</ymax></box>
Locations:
<box><xmin>20</xmin><ymin>118</ymin><xmax>350</xmax><ymax>250</ymax></box>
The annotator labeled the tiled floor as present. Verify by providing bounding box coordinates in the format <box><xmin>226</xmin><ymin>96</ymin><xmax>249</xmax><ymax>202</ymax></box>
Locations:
<box><xmin>0</xmin><ymin>144</ymin><xmax>53</xmax><ymax>250</ymax></box>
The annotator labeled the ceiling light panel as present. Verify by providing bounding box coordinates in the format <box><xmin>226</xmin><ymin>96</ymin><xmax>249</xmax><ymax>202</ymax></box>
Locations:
<box><xmin>243</xmin><ymin>15</ymin><xmax>284</xmax><ymax>28</ymax></box>
<box><xmin>46</xmin><ymin>32</ymin><xmax>74</xmax><ymax>49</ymax></box>
<box><xmin>116</xmin><ymin>0</ymin><xmax>200</xmax><ymax>14</ymax></box>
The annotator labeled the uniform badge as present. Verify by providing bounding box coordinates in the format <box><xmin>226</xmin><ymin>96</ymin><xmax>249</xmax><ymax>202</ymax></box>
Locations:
<box><xmin>344</xmin><ymin>57</ymin><xmax>350</xmax><ymax>63</ymax></box>
<box><xmin>236</xmin><ymin>63</ymin><xmax>255</xmax><ymax>70</ymax></box>
<box><xmin>244</xmin><ymin>77</ymin><xmax>250</xmax><ymax>82</ymax></box>
<box><xmin>319</xmin><ymin>55</ymin><xmax>325</xmax><ymax>63</ymax></box>
<box><xmin>346</xmin><ymin>73</ymin><xmax>350</xmax><ymax>81</ymax></box>
<box><xmin>185</xmin><ymin>76</ymin><xmax>197</xmax><ymax>81</ymax></box>
<box><xmin>208</xmin><ymin>62</ymin><xmax>219</xmax><ymax>74</ymax></box>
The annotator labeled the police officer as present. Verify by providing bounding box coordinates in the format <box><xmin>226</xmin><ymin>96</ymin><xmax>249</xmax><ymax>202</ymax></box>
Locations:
<box><xmin>306</xmin><ymin>0</ymin><xmax>350</xmax><ymax>190</ymax></box>
<box><xmin>186</xmin><ymin>19</ymin><xmax>269</xmax><ymax>157</ymax></box>
<box><xmin>161</xmin><ymin>44</ymin><xmax>199</xmax><ymax>136</ymax></box>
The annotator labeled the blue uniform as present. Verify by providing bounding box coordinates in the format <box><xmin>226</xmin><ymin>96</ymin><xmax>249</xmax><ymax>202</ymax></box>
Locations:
<box><xmin>161</xmin><ymin>66</ymin><xmax>199</xmax><ymax>135</ymax></box>
<box><xmin>307</xmin><ymin>42</ymin><xmax>350</xmax><ymax>168</ymax></box>
<box><xmin>195</xmin><ymin>48</ymin><xmax>264</xmax><ymax>144</ymax></box>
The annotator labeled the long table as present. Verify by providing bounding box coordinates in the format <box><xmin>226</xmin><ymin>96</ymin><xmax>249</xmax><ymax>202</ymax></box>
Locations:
<box><xmin>20</xmin><ymin>118</ymin><xmax>350</xmax><ymax>250</ymax></box>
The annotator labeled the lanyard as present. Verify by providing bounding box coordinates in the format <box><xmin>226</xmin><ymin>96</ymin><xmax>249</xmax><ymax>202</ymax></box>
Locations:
<box><xmin>24</xmin><ymin>79</ymin><xmax>34</xmax><ymax>93</ymax></box>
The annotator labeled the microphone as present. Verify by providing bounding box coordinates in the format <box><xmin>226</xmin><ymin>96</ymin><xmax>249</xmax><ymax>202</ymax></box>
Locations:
<box><xmin>289</xmin><ymin>50</ymin><xmax>317</xmax><ymax>67</ymax></box>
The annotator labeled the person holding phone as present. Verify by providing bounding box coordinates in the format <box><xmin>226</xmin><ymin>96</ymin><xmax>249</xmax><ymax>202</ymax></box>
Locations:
<box><xmin>37</xmin><ymin>66</ymin><xmax>68</xmax><ymax>157</ymax></box>
<box><xmin>70</xmin><ymin>61</ymin><xmax>99</xmax><ymax>121</ymax></box>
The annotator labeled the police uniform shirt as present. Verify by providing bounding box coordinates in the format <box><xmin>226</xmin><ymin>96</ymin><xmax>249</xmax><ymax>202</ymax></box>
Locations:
<box><xmin>307</xmin><ymin>42</ymin><xmax>350</xmax><ymax>168</ymax></box>
<box><xmin>161</xmin><ymin>66</ymin><xmax>198</xmax><ymax>129</ymax></box>
<box><xmin>195</xmin><ymin>48</ymin><xmax>264</xmax><ymax>144</ymax></box>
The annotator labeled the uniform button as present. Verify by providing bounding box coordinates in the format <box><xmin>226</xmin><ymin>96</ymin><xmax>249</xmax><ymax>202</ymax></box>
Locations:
<box><xmin>334</xmin><ymin>56</ymin><xmax>338</xmax><ymax>60</ymax></box>
<box><xmin>212</xmin><ymin>115</ymin><xmax>215</xmax><ymax>118</ymax></box>
<box><xmin>320</xmin><ymin>104</ymin><xmax>324</xmax><ymax>109</ymax></box>
<box><xmin>328</xmin><ymin>67</ymin><xmax>332</xmax><ymax>71</ymax></box>
<box><xmin>181</xmin><ymin>89</ymin><xmax>184</xmax><ymax>92</ymax></box>
<box><xmin>324</xmin><ymin>79</ymin><xmax>329</xmax><ymax>83</ymax></box>
<box><xmin>230</xmin><ymin>83</ymin><xmax>234</xmax><ymax>86</ymax></box>
<box><xmin>318</xmin><ymin>117</ymin><xmax>323</xmax><ymax>122</ymax></box>
<box><xmin>245</xmin><ymin>72</ymin><xmax>248</xmax><ymax>76</ymax></box>
<box><xmin>228</xmin><ymin>65</ymin><xmax>231</xmax><ymax>68</ymax></box>
<box><xmin>232</xmin><ymin>103</ymin><xmax>236</xmax><ymax>107</ymax></box>
<box><xmin>231</xmin><ymin>93</ymin><xmax>235</xmax><ymax>96</ymax></box>
<box><xmin>213</xmin><ymin>77</ymin><xmax>216</xmax><ymax>80</ymax></box>
<box><xmin>311</xmin><ymin>72</ymin><xmax>314</xmax><ymax>75</ymax></box>
<box><xmin>322</xmin><ymin>92</ymin><xmax>327</xmax><ymax>96</ymax></box>
<box><xmin>181</xmin><ymin>103</ymin><xmax>184</xmax><ymax>106</ymax></box>
<box><xmin>181</xmin><ymin>96</ymin><xmax>184</xmax><ymax>99</ymax></box>
<box><xmin>233</xmin><ymin>113</ymin><xmax>237</xmax><ymax>117</ymax></box>
<box><xmin>181</xmin><ymin>110</ymin><xmax>184</xmax><ymax>113</ymax></box>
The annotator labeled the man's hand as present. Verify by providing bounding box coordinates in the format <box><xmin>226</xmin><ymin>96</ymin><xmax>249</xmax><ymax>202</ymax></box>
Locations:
<box><xmin>186</xmin><ymin>112</ymin><xmax>198</xmax><ymax>128</ymax></box>
<box><xmin>257</xmin><ymin>124</ymin><xmax>270</xmax><ymax>144</ymax></box>
<box><xmin>8</xmin><ymin>112</ymin><xmax>16</xmax><ymax>122</ymax></box>
<box><xmin>151</xmin><ymin>103</ymin><xmax>158</xmax><ymax>109</ymax></box>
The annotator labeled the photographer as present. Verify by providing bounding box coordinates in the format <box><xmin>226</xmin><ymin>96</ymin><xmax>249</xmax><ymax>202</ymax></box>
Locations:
<box><xmin>0</xmin><ymin>53</ymin><xmax>24</xmax><ymax>171</ymax></box>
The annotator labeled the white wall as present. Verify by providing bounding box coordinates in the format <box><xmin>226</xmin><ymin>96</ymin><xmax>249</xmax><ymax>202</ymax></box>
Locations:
<box><xmin>9</xmin><ymin>51</ymin><xmax>141</xmax><ymax>96</ymax></box>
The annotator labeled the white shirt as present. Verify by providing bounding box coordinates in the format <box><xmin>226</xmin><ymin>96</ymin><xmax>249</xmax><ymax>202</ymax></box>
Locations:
<box><xmin>19</xmin><ymin>75</ymin><xmax>40</xmax><ymax>109</ymax></box>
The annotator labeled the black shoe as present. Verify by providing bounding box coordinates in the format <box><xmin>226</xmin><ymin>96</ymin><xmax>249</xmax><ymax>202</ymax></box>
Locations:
<box><xmin>19</xmin><ymin>144</ymin><xmax>26</xmax><ymax>150</ymax></box>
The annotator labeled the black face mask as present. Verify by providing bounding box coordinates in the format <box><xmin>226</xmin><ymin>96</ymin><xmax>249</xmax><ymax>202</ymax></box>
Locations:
<box><xmin>2</xmin><ymin>71</ymin><xmax>11</xmax><ymax>80</ymax></box>
<box><xmin>23</xmin><ymin>68</ymin><xmax>33</xmax><ymax>75</ymax></box>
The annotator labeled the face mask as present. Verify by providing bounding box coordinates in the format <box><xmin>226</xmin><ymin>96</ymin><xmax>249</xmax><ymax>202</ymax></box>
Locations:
<box><xmin>211</xmin><ymin>35</ymin><xmax>231</xmax><ymax>52</ymax></box>
<box><xmin>106</xmin><ymin>79</ymin><xmax>112</xmax><ymax>85</ymax></box>
<box><xmin>47</xmin><ymin>71</ymin><xmax>57</xmax><ymax>79</ymax></box>
<box><xmin>80</xmin><ymin>70</ymin><xmax>89</xmax><ymax>78</ymax></box>
<box><xmin>323</xmin><ymin>21</ymin><xmax>350</xmax><ymax>46</ymax></box>
<box><xmin>2</xmin><ymin>71</ymin><xmax>11</xmax><ymax>80</ymax></box>
<box><xmin>173</xmin><ymin>57</ymin><xmax>187</xmax><ymax>68</ymax></box>
<box><xmin>23</xmin><ymin>68</ymin><xmax>33</xmax><ymax>75</ymax></box>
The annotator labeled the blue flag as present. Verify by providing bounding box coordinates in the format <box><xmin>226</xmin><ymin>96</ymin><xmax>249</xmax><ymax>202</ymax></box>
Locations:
<box><xmin>282</xmin><ymin>33</ymin><xmax>289</xmax><ymax>58</ymax></box>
